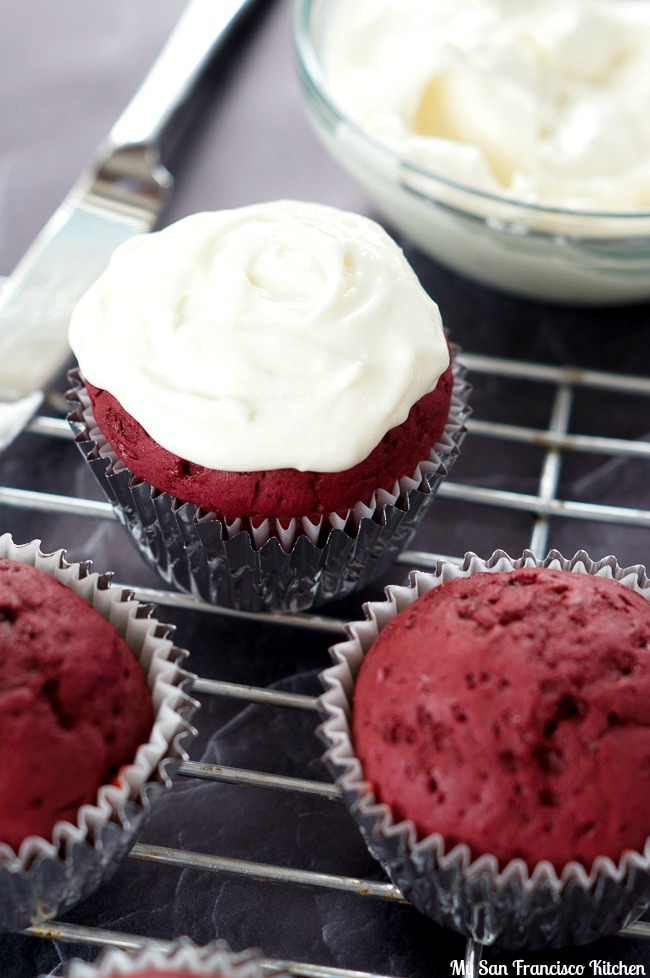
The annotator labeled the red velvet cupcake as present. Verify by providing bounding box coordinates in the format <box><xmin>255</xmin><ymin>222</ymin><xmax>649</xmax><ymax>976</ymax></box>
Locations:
<box><xmin>67</xmin><ymin>201</ymin><xmax>469</xmax><ymax>611</ymax></box>
<box><xmin>0</xmin><ymin>534</ymin><xmax>196</xmax><ymax>932</ymax></box>
<box><xmin>82</xmin><ymin>363</ymin><xmax>453</xmax><ymax>522</ymax></box>
<box><xmin>353</xmin><ymin>566</ymin><xmax>650</xmax><ymax>875</ymax></box>
<box><xmin>0</xmin><ymin>558</ymin><xmax>153</xmax><ymax>852</ymax></box>
<box><xmin>319</xmin><ymin>550</ymin><xmax>650</xmax><ymax>949</ymax></box>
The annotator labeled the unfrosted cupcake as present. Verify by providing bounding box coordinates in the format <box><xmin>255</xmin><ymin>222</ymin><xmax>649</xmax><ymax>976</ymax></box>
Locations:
<box><xmin>319</xmin><ymin>550</ymin><xmax>650</xmax><ymax>949</ymax></box>
<box><xmin>66</xmin><ymin>200</ymin><xmax>469</xmax><ymax>612</ymax></box>
<box><xmin>56</xmin><ymin>940</ymin><xmax>283</xmax><ymax>978</ymax></box>
<box><xmin>0</xmin><ymin>557</ymin><xmax>153</xmax><ymax>853</ymax></box>
<box><xmin>0</xmin><ymin>534</ymin><xmax>196</xmax><ymax>932</ymax></box>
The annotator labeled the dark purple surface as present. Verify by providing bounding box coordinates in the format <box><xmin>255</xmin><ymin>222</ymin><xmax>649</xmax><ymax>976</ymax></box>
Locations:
<box><xmin>1</xmin><ymin>1</ymin><xmax>649</xmax><ymax>975</ymax></box>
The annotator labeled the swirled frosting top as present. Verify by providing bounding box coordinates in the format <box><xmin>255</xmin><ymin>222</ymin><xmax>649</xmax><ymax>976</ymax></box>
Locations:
<box><xmin>69</xmin><ymin>200</ymin><xmax>449</xmax><ymax>472</ymax></box>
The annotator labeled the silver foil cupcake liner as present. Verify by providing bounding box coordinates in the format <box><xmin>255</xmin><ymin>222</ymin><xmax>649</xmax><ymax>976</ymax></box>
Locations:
<box><xmin>318</xmin><ymin>549</ymin><xmax>650</xmax><ymax>950</ymax></box>
<box><xmin>0</xmin><ymin>534</ymin><xmax>197</xmax><ymax>933</ymax></box>
<box><xmin>65</xmin><ymin>351</ymin><xmax>469</xmax><ymax>612</ymax></box>
<box><xmin>58</xmin><ymin>938</ymin><xmax>277</xmax><ymax>977</ymax></box>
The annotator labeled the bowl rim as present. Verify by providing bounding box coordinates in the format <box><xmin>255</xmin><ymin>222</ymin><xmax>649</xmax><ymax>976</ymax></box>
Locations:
<box><xmin>293</xmin><ymin>0</ymin><xmax>650</xmax><ymax>226</ymax></box>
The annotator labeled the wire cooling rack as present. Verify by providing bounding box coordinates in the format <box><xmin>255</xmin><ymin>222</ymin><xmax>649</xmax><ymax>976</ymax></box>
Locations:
<box><xmin>2</xmin><ymin>348</ymin><xmax>650</xmax><ymax>977</ymax></box>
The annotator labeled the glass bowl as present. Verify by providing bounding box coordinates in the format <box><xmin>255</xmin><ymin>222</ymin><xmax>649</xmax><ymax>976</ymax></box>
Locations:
<box><xmin>293</xmin><ymin>0</ymin><xmax>650</xmax><ymax>306</ymax></box>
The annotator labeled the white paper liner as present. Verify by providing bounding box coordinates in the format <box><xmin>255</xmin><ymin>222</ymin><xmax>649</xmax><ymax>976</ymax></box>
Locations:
<box><xmin>61</xmin><ymin>939</ymin><xmax>276</xmax><ymax>978</ymax></box>
<box><xmin>65</xmin><ymin>352</ymin><xmax>470</xmax><ymax>612</ymax></box>
<box><xmin>0</xmin><ymin>534</ymin><xmax>197</xmax><ymax>932</ymax></box>
<box><xmin>319</xmin><ymin>549</ymin><xmax>650</xmax><ymax>949</ymax></box>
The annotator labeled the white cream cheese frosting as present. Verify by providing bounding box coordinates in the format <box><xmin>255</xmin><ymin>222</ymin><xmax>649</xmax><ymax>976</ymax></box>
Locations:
<box><xmin>323</xmin><ymin>0</ymin><xmax>650</xmax><ymax>211</ymax></box>
<box><xmin>68</xmin><ymin>200</ymin><xmax>448</xmax><ymax>473</ymax></box>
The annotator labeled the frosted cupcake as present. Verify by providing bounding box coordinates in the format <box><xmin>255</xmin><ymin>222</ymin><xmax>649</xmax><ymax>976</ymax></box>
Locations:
<box><xmin>319</xmin><ymin>549</ymin><xmax>650</xmax><ymax>948</ymax></box>
<box><xmin>55</xmin><ymin>941</ymin><xmax>277</xmax><ymax>978</ymax></box>
<box><xmin>66</xmin><ymin>200</ymin><xmax>469</xmax><ymax>612</ymax></box>
<box><xmin>0</xmin><ymin>534</ymin><xmax>196</xmax><ymax>932</ymax></box>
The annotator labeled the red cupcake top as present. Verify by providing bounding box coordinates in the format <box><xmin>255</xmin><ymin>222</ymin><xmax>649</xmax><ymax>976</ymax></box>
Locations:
<box><xmin>0</xmin><ymin>558</ymin><xmax>153</xmax><ymax>851</ymax></box>
<box><xmin>353</xmin><ymin>566</ymin><xmax>650</xmax><ymax>872</ymax></box>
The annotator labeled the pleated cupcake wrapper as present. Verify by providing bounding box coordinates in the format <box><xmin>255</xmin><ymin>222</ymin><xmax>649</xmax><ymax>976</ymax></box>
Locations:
<box><xmin>0</xmin><ymin>533</ymin><xmax>198</xmax><ymax>933</ymax></box>
<box><xmin>318</xmin><ymin>549</ymin><xmax>650</xmax><ymax>950</ymax></box>
<box><xmin>65</xmin><ymin>353</ymin><xmax>470</xmax><ymax>612</ymax></box>
<box><xmin>60</xmin><ymin>939</ymin><xmax>273</xmax><ymax>977</ymax></box>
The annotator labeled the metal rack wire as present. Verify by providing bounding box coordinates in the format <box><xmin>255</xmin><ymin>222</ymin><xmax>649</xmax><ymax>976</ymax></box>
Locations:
<box><xmin>2</xmin><ymin>348</ymin><xmax>650</xmax><ymax>977</ymax></box>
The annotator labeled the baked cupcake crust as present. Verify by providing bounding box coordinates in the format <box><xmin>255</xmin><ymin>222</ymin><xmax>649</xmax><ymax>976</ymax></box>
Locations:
<box><xmin>84</xmin><ymin>362</ymin><xmax>453</xmax><ymax>520</ymax></box>
<box><xmin>353</xmin><ymin>566</ymin><xmax>650</xmax><ymax>872</ymax></box>
<box><xmin>0</xmin><ymin>558</ymin><xmax>153</xmax><ymax>852</ymax></box>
